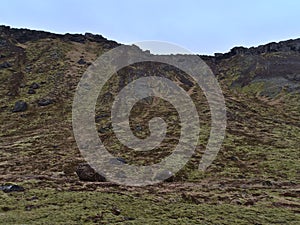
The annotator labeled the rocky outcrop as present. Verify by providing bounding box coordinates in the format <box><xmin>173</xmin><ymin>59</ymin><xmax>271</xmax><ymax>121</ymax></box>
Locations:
<box><xmin>211</xmin><ymin>38</ymin><xmax>300</xmax><ymax>60</ymax></box>
<box><xmin>0</xmin><ymin>25</ymin><xmax>119</xmax><ymax>47</ymax></box>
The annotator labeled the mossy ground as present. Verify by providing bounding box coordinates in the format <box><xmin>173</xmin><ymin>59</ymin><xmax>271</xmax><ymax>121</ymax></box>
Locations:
<box><xmin>1</xmin><ymin>180</ymin><xmax>299</xmax><ymax>224</ymax></box>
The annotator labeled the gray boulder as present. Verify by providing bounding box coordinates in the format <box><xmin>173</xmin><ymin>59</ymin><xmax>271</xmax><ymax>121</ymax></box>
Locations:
<box><xmin>12</xmin><ymin>100</ymin><xmax>27</xmax><ymax>112</ymax></box>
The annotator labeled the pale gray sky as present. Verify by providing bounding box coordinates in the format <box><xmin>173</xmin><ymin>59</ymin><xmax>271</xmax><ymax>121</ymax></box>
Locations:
<box><xmin>1</xmin><ymin>0</ymin><xmax>300</xmax><ymax>55</ymax></box>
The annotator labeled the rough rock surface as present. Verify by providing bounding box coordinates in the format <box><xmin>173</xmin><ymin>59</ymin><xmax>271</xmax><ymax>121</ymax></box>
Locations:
<box><xmin>76</xmin><ymin>163</ymin><xmax>106</xmax><ymax>182</ymax></box>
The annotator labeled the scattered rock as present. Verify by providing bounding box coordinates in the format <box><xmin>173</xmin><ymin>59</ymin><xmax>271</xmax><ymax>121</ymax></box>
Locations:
<box><xmin>77</xmin><ymin>58</ymin><xmax>86</xmax><ymax>65</ymax></box>
<box><xmin>12</xmin><ymin>100</ymin><xmax>28</xmax><ymax>112</ymax></box>
<box><xmin>98</xmin><ymin>127</ymin><xmax>108</xmax><ymax>133</ymax></box>
<box><xmin>26</xmin><ymin>196</ymin><xmax>38</xmax><ymax>201</ymax></box>
<box><xmin>25</xmin><ymin>205</ymin><xmax>33</xmax><ymax>211</ymax></box>
<box><xmin>0</xmin><ymin>184</ymin><xmax>25</xmax><ymax>193</ymax></box>
<box><xmin>109</xmin><ymin>157</ymin><xmax>127</xmax><ymax>165</ymax></box>
<box><xmin>0</xmin><ymin>61</ymin><xmax>12</xmax><ymax>69</ymax></box>
<box><xmin>228</xmin><ymin>156</ymin><xmax>239</xmax><ymax>161</ymax></box>
<box><xmin>28</xmin><ymin>89</ymin><xmax>36</xmax><ymax>94</ymax></box>
<box><xmin>111</xmin><ymin>206</ymin><xmax>121</xmax><ymax>215</ymax></box>
<box><xmin>134</xmin><ymin>125</ymin><xmax>143</xmax><ymax>132</ymax></box>
<box><xmin>25</xmin><ymin>66</ymin><xmax>32</xmax><ymax>72</ymax></box>
<box><xmin>262</xmin><ymin>180</ymin><xmax>273</xmax><ymax>186</ymax></box>
<box><xmin>1</xmin><ymin>206</ymin><xmax>11</xmax><ymax>211</ymax></box>
<box><xmin>124</xmin><ymin>216</ymin><xmax>135</xmax><ymax>221</ymax></box>
<box><xmin>76</xmin><ymin>163</ymin><xmax>106</xmax><ymax>182</ymax></box>
<box><xmin>37</xmin><ymin>99</ymin><xmax>53</xmax><ymax>106</ymax></box>
<box><xmin>102</xmin><ymin>92</ymin><xmax>113</xmax><ymax>103</ymax></box>
<box><xmin>95</xmin><ymin>113</ymin><xmax>109</xmax><ymax>122</ymax></box>
<box><xmin>98</xmin><ymin>123</ymin><xmax>112</xmax><ymax>133</ymax></box>
<box><xmin>244</xmin><ymin>199</ymin><xmax>255</xmax><ymax>206</ymax></box>
<box><xmin>85</xmin><ymin>213</ymin><xmax>104</xmax><ymax>223</ymax></box>
<box><xmin>29</xmin><ymin>82</ymin><xmax>40</xmax><ymax>89</ymax></box>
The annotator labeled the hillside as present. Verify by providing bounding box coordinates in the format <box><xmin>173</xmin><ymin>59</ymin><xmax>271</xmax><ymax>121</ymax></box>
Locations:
<box><xmin>0</xmin><ymin>25</ymin><xmax>299</xmax><ymax>224</ymax></box>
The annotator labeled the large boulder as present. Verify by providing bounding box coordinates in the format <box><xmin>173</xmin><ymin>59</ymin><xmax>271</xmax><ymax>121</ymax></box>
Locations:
<box><xmin>76</xmin><ymin>163</ymin><xmax>106</xmax><ymax>182</ymax></box>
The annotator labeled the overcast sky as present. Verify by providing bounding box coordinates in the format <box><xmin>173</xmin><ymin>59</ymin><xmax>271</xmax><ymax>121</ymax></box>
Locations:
<box><xmin>1</xmin><ymin>0</ymin><xmax>300</xmax><ymax>55</ymax></box>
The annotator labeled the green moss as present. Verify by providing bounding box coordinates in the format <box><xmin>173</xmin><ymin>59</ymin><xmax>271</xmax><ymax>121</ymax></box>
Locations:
<box><xmin>0</xmin><ymin>187</ymin><xmax>299</xmax><ymax>224</ymax></box>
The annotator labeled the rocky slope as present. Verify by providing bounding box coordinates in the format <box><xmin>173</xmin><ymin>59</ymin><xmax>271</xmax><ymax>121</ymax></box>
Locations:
<box><xmin>0</xmin><ymin>25</ymin><xmax>299</xmax><ymax>224</ymax></box>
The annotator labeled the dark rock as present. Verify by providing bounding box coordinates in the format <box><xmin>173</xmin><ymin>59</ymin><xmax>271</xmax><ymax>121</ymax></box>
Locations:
<box><xmin>228</xmin><ymin>156</ymin><xmax>239</xmax><ymax>161</ymax></box>
<box><xmin>37</xmin><ymin>99</ymin><xmax>53</xmax><ymax>106</ymax></box>
<box><xmin>26</xmin><ymin>196</ymin><xmax>38</xmax><ymax>201</ymax></box>
<box><xmin>63</xmin><ymin>33</ymin><xmax>86</xmax><ymax>44</ymax></box>
<box><xmin>95</xmin><ymin>113</ymin><xmax>109</xmax><ymax>122</ymax></box>
<box><xmin>0</xmin><ymin>62</ymin><xmax>12</xmax><ymax>69</ymax></box>
<box><xmin>25</xmin><ymin>205</ymin><xmax>34</xmax><ymax>211</ymax></box>
<box><xmin>214</xmin><ymin>53</ymin><xmax>223</xmax><ymax>58</ymax></box>
<box><xmin>177</xmin><ymin>74</ymin><xmax>194</xmax><ymax>87</ymax></box>
<box><xmin>111</xmin><ymin>207</ymin><xmax>121</xmax><ymax>215</ymax></box>
<box><xmin>244</xmin><ymin>200</ymin><xmax>255</xmax><ymax>206</ymax></box>
<box><xmin>76</xmin><ymin>163</ymin><xmax>106</xmax><ymax>182</ymax></box>
<box><xmin>1</xmin><ymin>206</ymin><xmax>11</xmax><ymax>211</ymax></box>
<box><xmin>109</xmin><ymin>157</ymin><xmax>127</xmax><ymax>165</ymax></box>
<box><xmin>25</xmin><ymin>66</ymin><xmax>32</xmax><ymax>72</ymax></box>
<box><xmin>281</xmin><ymin>191</ymin><xmax>298</xmax><ymax>198</ymax></box>
<box><xmin>12</xmin><ymin>100</ymin><xmax>28</xmax><ymax>112</ymax></box>
<box><xmin>98</xmin><ymin>123</ymin><xmax>112</xmax><ymax>133</ymax></box>
<box><xmin>98</xmin><ymin>127</ymin><xmax>108</xmax><ymax>133</ymax></box>
<box><xmin>102</xmin><ymin>92</ymin><xmax>113</xmax><ymax>103</ymax></box>
<box><xmin>0</xmin><ymin>184</ymin><xmax>25</xmax><ymax>193</ymax></box>
<box><xmin>124</xmin><ymin>216</ymin><xmax>135</xmax><ymax>221</ymax></box>
<box><xmin>28</xmin><ymin>89</ymin><xmax>36</xmax><ymax>94</ymax></box>
<box><xmin>85</xmin><ymin>32</ymin><xmax>106</xmax><ymax>43</ymax></box>
<box><xmin>29</xmin><ymin>82</ymin><xmax>40</xmax><ymax>89</ymax></box>
<box><xmin>5</xmin><ymin>26</ymin><xmax>60</xmax><ymax>43</ymax></box>
<box><xmin>134</xmin><ymin>125</ymin><xmax>143</xmax><ymax>132</ymax></box>
<box><xmin>0</xmin><ymin>38</ymin><xmax>8</xmax><ymax>47</ymax></box>
<box><xmin>77</xmin><ymin>58</ymin><xmax>86</xmax><ymax>65</ymax></box>
<box><xmin>207</xmin><ymin>38</ymin><xmax>300</xmax><ymax>60</ymax></box>
<box><xmin>262</xmin><ymin>180</ymin><xmax>273</xmax><ymax>186</ymax></box>
<box><xmin>116</xmin><ymin>157</ymin><xmax>127</xmax><ymax>164</ymax></box>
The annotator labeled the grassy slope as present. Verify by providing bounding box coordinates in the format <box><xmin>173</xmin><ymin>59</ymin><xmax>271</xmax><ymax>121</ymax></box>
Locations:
<box><xmin>0</xmin><ymin>30</ymin><xmax>299</xmax><ymax>224</ymax></box>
